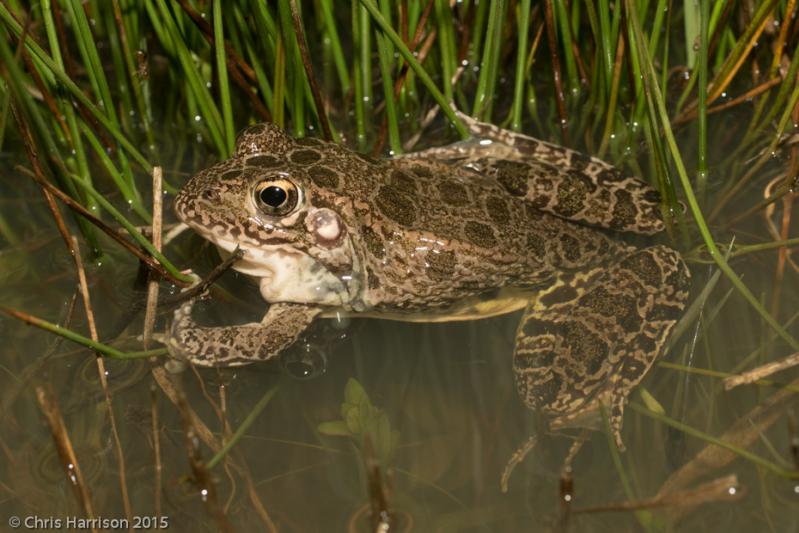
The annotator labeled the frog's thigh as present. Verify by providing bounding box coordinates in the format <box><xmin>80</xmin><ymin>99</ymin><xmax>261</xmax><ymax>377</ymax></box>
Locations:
<box><xmin>513</xmin><ymin>245</ymin><xmax>690</xmax><ymax>448</ymax></box>
<box><xmin>168</xmin><ymin>302</ymin><xmax>321</xmax><ymax>366</ymax></box>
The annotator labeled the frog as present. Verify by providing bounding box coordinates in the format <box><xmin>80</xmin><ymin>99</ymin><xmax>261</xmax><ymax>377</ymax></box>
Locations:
<box><xmin>168</xmin><ymin>112</ymin><xmax>690</xmax><ymax>452</ymax></box>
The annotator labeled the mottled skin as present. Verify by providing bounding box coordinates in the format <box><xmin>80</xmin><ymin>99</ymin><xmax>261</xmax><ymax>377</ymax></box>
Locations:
<box><xmin>169</xmin><ymin>115</ymin><xmax>690</xmax><ymax>449</ymax></box>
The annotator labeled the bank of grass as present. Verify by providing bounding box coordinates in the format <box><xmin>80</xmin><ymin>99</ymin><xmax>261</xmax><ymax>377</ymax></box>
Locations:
<box><xmin>1</xmin><ymin>0</ymin><xmax>798</xmax><ymax>529</ymax></box>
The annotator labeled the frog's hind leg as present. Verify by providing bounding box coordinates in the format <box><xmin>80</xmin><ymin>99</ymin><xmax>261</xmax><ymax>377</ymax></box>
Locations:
<box><xmin>513</xmin><ymin>245</ymin><xmax>690</xmax><ymax>450</ymax></box>
<box><xmin>396</xmin><ymin>112</ymin><xmax>665</xmax><ymax>235</ymax></box>
<box><xmin>168</xmin><ymin>301</ymin><xmax>321</xmax><ymax>366</ymax></box>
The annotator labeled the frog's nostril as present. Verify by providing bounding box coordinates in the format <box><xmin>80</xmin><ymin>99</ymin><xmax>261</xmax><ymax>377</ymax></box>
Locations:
<box><xmin>202</xmin><ymin>190</ymin><xmax>218</xmax><ymax>200</ymax></box>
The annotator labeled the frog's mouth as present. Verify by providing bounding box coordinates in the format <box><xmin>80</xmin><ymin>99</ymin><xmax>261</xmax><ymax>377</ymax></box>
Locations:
<box><xmin>210</xmin><ymin>236</ymin><xmax>355</xmax><ymax>307</ymax></box>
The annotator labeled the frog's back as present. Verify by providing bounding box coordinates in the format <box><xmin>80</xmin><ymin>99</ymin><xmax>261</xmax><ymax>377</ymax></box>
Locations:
<box><xmin>356</xmin><ymin>156</ymin><xmax>627</xmax><ymax>312</ymax></box>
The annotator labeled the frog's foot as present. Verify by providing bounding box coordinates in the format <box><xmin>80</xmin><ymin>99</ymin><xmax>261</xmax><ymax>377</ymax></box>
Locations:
<box><xmin>168</xmin><ymin>301</ymin><xmax>322</xmax><ymax>366</ymax></box>
<box><xmin>513</xmin><ymin>245</ymin><xmax>690</xmax><ymax>449</ymax></box>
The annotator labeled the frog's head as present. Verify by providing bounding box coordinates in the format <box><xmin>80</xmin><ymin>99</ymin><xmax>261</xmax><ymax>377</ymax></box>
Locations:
<box><xmin>175</xmin><ymin>123</ymin><xmax>375</xmax><ymax>308</ymax></box>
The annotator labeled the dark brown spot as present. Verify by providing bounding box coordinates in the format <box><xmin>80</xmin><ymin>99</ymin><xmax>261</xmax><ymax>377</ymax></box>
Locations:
<box><xmin>649</xmin><ymin>302</ymin><xmax>680</xmax><ymax>322</ymax></box>
<box><xmin>375</xmin><ymin>186</ymin><xmax>416</xmax><ymax>226</ymax></box>
<box><xmin>621</xmin><ymin>250</ymin><xmax>661</xmax><ymax>286</ymax></box>
<box><xmin>539</xmin><ymin>283</ymin><xmax>579</xmax><ymax>307</ymax></box>
<box><xmin>559</xmin><ymin>234</ymin><xmax>581</xmax><ymax>262</ymax></box>
<box><xmin>568</xmin><ymin>152</ymin><xmax>592</xmax><ymax>172</ymax></box>
<box><xmin>581</xmin><ymin>287</ymin><xmax>640</xmax><ymax>333</ymax></box>
<box><xmin>493</xmin><ymin>160</ymin><xmax>529</xmax><ymax>196</ymax></box>
<box><xmin>563</xmin><ymin>321</ymin><xmax>608</xmax><ymax>366</ymax></box>
<box><xmin>361</xmin><ymin>226</ymin><xmax>385</xmax><ymax>259</ymax></box>
<box><xmin>309</xmin><ymin>191</ymin><xmax>336</xmax><ymax>209</ymax></box>
<box><xmin>246</xmin><ymin>155</ymin><xmax>283</xmax><ymax>168</ymax></box>
<box><xmin>308</xmin><ymin>165</ymin><xmax>340</xmax><ymax>189</ymax></box>
<box><xmin>290</xmin><ymin>149</ymin><xmax>322</xmax><ymax>165</ymax></box>
<box><xmin>220</xmin><ymin>169</ymin><xmax>243</xmax><ymax>180</ymax></box>
<box><xmin>464</xmin><ymin>221</ymin><xmax>496</xmax><ymax>248</ymax></box>
<box><xmin>439</xmin><ymin>181</ymin><xmax>470</xmax><ymax>206</ymax></box>
<box><xmin>643</xmin><ymin>189</ymin><xmax>661</xmax><ymax>203</ymax></box>
<box><xmin>526</xmin><ymin>234</ymin><xmax>547</xmax><ymax>258</ymax></box>
<box><xmin>486</xmin><ymin>196</ymin><xmax>511</xmax><ymax>225</ymax></box>
<box><xmin>553</xmin><ymin>173</ymin><xmax>593</xmax><ymax>218</ymax></box>
<box><xmin>367</xmin><ymin>267</ymin><xmax>381</xmax><ymax>289</ymax></box>
<box><xmin>426</xmin><ymin>250</ymin><xmax>456</xmax><ymax>278</ymax></box>
<box><xmin>390</xmin><ymin>170</ymin><xmax>418</xmax><ymax>194</ymax></box>
<box><xmin>295</xmin><ymin>137</ymin><xmax>324</xmax><ymax>147</ymax></box>
<box><xmin>610</xmin><ymin>190</ymin><xmax>637</xmax><ymax>229</ymax></box>
<box><xmin>410</xmin><ymin>164</ymin><xmax>433</xmax><ymax>178</ymax></box>
<box><xmin>596</xmin><ymin>168</ymin><xmax>625</xmax><ymax>184</ymax></box>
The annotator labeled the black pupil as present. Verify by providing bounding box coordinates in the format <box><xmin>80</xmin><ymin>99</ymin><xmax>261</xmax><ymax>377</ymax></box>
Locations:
<box><xmin>260</xmin><ymin>185</ymin><xmax>287</xmax><ymax>207</ymax></box>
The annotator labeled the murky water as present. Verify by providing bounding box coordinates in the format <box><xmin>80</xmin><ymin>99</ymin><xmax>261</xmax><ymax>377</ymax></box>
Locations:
<box><xmin>2</xmin><ymin>115</ymin><xmax>799</xmax><ymax>533</ymax></box>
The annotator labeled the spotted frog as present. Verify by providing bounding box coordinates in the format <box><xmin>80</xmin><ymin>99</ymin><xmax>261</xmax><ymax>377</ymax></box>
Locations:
<box><xmin>169</xmin><ymin>114</ymin><xmax>690</xmax><ymax>450</ymax></box>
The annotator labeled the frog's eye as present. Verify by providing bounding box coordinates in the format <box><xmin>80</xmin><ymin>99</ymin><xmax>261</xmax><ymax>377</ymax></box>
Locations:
<box><xmin>254</xmin><ymin>178</ymin><xmax>299</xmax><ymax>216</ymax></box>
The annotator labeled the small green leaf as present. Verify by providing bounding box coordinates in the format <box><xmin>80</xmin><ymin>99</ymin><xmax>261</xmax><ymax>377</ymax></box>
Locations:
<box><xmin>317</xmin><ymin>421</ymin><xmax>352</xmax><ymax>437</ymax></box>
<box><xmin>345</xmin><ymin>406</ymin><xmax>362</xmax><ymax>434</ymax></box>
<box><xmin>345</xmin><ymin>378</ymin><xmax>368</xmax><ymax>405</ymax></box>
<box><xmin>358</xmin><ymin>394</ymin><xmax>373</xmax><ymax>435</ymax></box>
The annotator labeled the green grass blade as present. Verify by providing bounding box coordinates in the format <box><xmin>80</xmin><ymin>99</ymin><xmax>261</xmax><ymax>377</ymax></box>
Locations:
<box><xmin>359</xmin><ymin>0</ymin><xmax>468</xmax><ymax>138</ymax></box>
<box><xmin>207</xmin><ymin>386</ymin><xmax>280</xmax><ymax>469</ymax></box>
<box><xmin>213</xmin><ymin>0</ymin><xmax>235</xmax><ymax>156</ymax></box>
<box><xmin>625</xmin><ymin>0</ymin><xmax>799</xmax><ymax>352</ymax></box>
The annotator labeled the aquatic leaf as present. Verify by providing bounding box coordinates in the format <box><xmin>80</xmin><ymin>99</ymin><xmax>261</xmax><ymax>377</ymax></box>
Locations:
<box><xmin>317</xmin><ymin>378</ymin><xmax>400</xmax><ymax>467</ymax></box>
<box><xmin>345</xmin><ymin>406</ymin><xmax>362</xmax><ymax>435</ymax></box>
<box><xmin>344</xmin><ymin>377</ymin><xmax>367</xmax><ymax>405</ymax></box>
<box><xmin>374</xmin><ymin>411</ymin><xmax>391</xmax><ymax>464</ymax></box>
<box><xmin>317</xmin><ymin>421</ymin><xmax>352</xmax><ymax>437</ymax></box>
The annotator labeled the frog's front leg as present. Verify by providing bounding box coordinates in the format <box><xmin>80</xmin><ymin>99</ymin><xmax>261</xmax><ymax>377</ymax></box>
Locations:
<box><xmin>168</xmin><ymin>301</ymin><xmax>322</xmax><ymax>366</ymax></box>
<box><xmin>513</xmin><ymin>245</ymin><xmax>690</xmax><ymax>450</ymax></box>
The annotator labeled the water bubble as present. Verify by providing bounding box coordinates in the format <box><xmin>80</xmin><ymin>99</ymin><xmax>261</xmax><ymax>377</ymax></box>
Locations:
<box><xmin>461</xmin><ymin>59</ymin><xmax>469</xmax><ymax>67</ymax></box>
<box><xmin>727</xmin><ymin>486</ymin><xmax>737</xmax><ymax>496</ymax></box>
<box><xmin>194</xmin><ymin>115</ymin><xmax>202</xmax><ymax>122</ymax></box>
<box><xmin>563</xmin><ymin>494</ymin><xmax>572</xmax><ymax>502</ymax></box>
<box><xmin>200</xmin><ymin>488</ymin><xmax>208</xmax><ymax>501</ymax></box>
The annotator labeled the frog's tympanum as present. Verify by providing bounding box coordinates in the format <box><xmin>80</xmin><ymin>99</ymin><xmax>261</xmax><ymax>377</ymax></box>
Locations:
<box><xmin>169</xmin><ymin>114</ymin><xmax>690</xmax><ymax>451</ymax></box>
